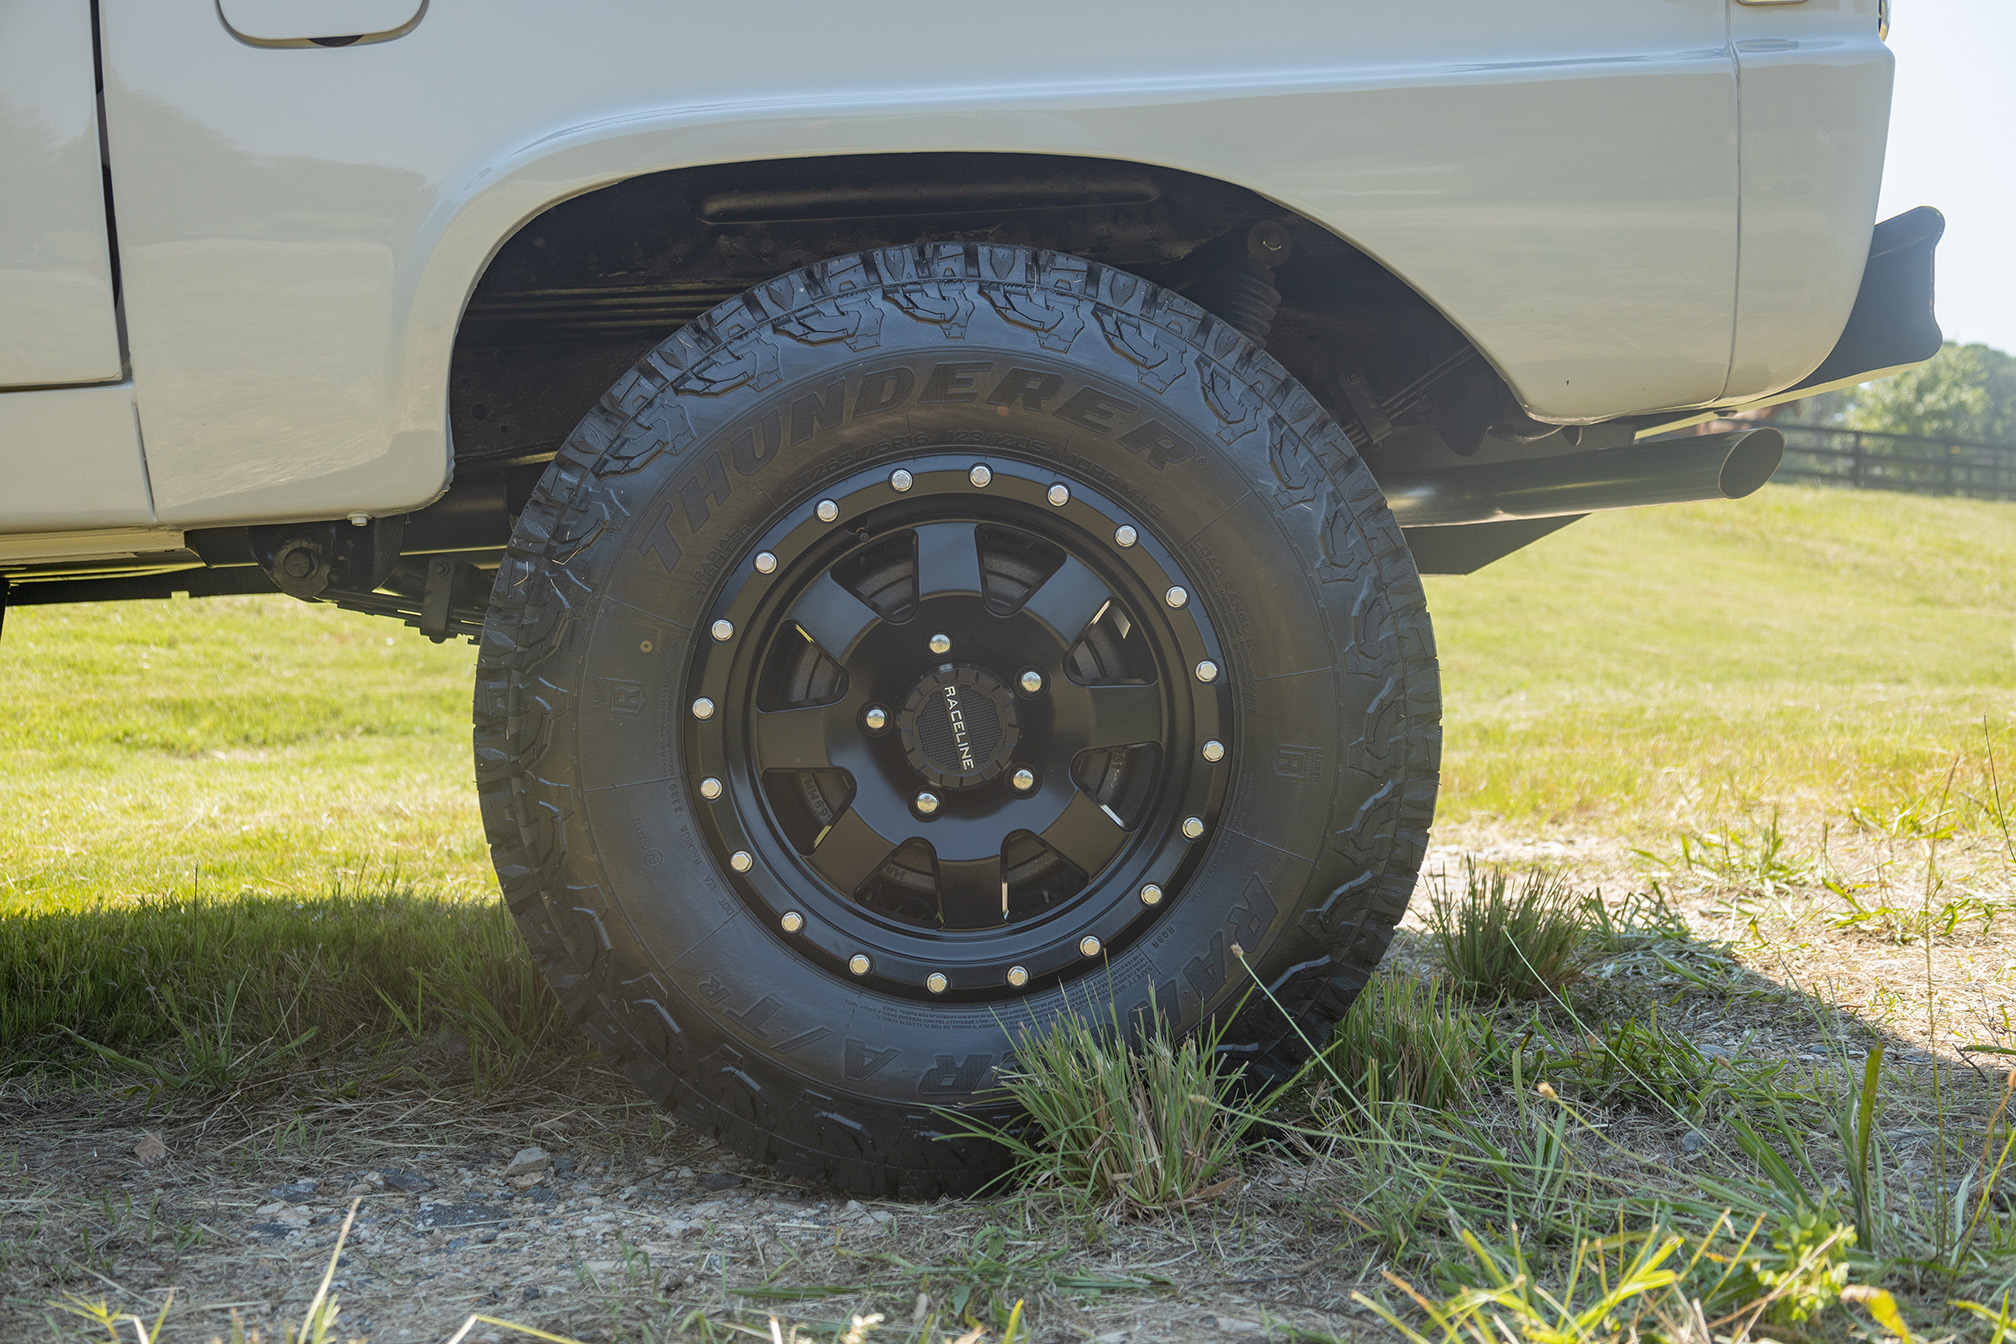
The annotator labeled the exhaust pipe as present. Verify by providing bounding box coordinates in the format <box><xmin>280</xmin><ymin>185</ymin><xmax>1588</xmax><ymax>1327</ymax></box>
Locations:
<box><xmin>1377</xmin><ymin>428</ymin><xmax>1784</xmax><ymax>528</ymax></box>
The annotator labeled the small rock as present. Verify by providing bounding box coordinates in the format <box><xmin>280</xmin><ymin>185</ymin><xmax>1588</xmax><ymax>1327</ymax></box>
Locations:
<box><xmin>664</xmin><ymin>1219</ymin><xmax>702</xmax><ymax>1238</ymax></box>
<box><xmin>521</xmin><ymin>1287</ymin><xmax>541</xmax><ymax>1303</ymax></box>
<box><xmin>379</xmin><ymin>1168</ymin><xmax>435</xmax><ymax>1193</ymax></box>
<box><xmin>1681</xmin><ymin>1130</ymin><xmax>1708</xmax><ymax>1154</ymax></box>
<box><xmin>508</xmin><ymin>1172</ymin><xmax>547</xmax><ymax>1191</ymax></box>
<box><xmin>268</xmin><ymin>1179</ymin><xmax>319</xmax><ymax>1203</ymax></box>
<box><xmin>701</xmin><ymin>1171</ymin><xmax>744</xmax><ymax>1191</ymax></box>
<box><xmin>445</xmin><ymin>1237</ymin><xmax>468</xmax><ymax>1252</ymax></box>
<box><xmin>431</xmin><ymin>1026</ymin><xmax>471</xmax><ymax>1059</ymax></box>
<box><xmin>504</xmin><ymin>1146</ymin><xmax>552</xmax><ymax>1178</ymax></box>
<box><xmin>133</xmin><ymin>1133</ymin><xmax>166</xmax><ymax>1165</ymax></box>
<box><xmin>520</xmin><ymin>1186</ymin><xmax>557</xmax><ymax>1204</ymax></box>
<box><xmin>841</xmin><ymin>1199</ymin><xmax>866</xmax><ymax>1220</ymax></box>
<box><xmin>1697</xmin><ymin>1043</ymin><xmax>1733</xmax><ymax>1061</ymax></box>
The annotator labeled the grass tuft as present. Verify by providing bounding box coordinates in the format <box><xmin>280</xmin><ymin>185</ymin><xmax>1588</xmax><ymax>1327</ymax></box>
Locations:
<box><xmin>1428</xmin><ymin>862</ymin><xmax>1589</xmax><ymax>1002</ymax></box>
<box><xmin>977</xmin><ymin>1000</ymin><xmax>1251</xmax><ymax>1215</ymax></box>
<box><xmin>1325</xmin><ymin>973</ymin><xmax>1489</xmax><ymax>1111</ymax></box>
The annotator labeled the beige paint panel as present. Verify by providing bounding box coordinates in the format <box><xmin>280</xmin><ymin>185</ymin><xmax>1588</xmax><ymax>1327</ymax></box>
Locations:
<box><xmin>101</xmin><ymin>0</ymin><xmax>1747</xmax><ymax>526</ymax></box>
<box><xmin>0</xmin><ymin>383</ymin><xmax>155</xmax><ymax>531</ymax></box>
<box><xmin>0</xmin><ymin>0</ymin><xmax>123</xmax><ymax>388</ymax></box>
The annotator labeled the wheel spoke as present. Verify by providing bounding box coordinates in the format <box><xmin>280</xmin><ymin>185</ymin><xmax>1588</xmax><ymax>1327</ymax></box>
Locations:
<box><xmin>1038</xmin><ymin>788</ymin><xmax>1129</xmax><ymax>876</ymax></box>
<box><xmin>751</xmin><ymin>703</ymin><xmax>836</xmax><ymax>770</ymax></box>
<box><xmin>807</xmin><ymin>807</ymin><xmax>900</xmax><ymax>895</ymax></box>
<box><xmin>789</xmin><ymin>573</ymin><xmax>881</xmax><ymax>661</ymax></box>
<box><xmin>912</xmin><ymin>522</ymin><xmax>984</xmax><ymax>602</ymax></box>
<box><xmin>936</xmin><ymin>852</ymin><xmax>1006</xmax><ymax>930</ymax></box>
<box><xmin>1065</xmin><ymin>681</ymin><xmax>1164</xmax><ymax>750</ymax></box>
<box><xmin>1019</xmin><ymin>555</ymin><xmax>1110</xmax><ymax>642</ymax></box>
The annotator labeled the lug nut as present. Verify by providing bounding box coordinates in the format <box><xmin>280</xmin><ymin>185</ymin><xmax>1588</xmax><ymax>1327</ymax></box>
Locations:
<box><xmin>1047</xmin><ymin>483</ymin><xmax>1070</xmax><ymax>506</ymax></box>
<box><xmin>1183</xmin><ymin>816</ymin><xmax>1205</xmax><ymax>839</ymax></box>
<box><xmin>890</xmin><ymin>468</ymin><xmax>914</xmax><ymax>492</ymax></box>
<box><xmin>928</xmin><ymin>632</ymin><xmax>953</xmax><ymax>655</ymax></box>
<box><xmin>1195</xmin><ymin>660</ymin><xmax>1219</xmax><ymax>683</ymax></box>
<box><xmin>1165</xmin><ymin>586</ymin><xmax>1188</xmax><ymax>609</ymax></box>
<box><xmin>915</xmin><ymin>791</ymin><xmax>941</xmax><ymax>816</ymax></box>
<box><xmin>926</xmin><ymin>972</ymin><xmax>949</xmax><ymax>994</ymax></box>
<box><xmin>691</xmin><ymin>697</ymin><xmax>716</xmax><ymax>720</ymax></box>
<box><xmin>1202</xmin><ymin>739</ymin><xmax>1225</xmax><ymax>763</ymax></box>
<box><xmin>969</xmin><ymin>464</ymin><xmax>992</xmax><ymax>487</ymax></box>
<box><xmin>730</xmin><ymin>850</ymin><xmax>753</xmax><ymax>872</ymax></box>
<box><xmin>755</xmin><ymin>551</ymin><xmax>778</xmax><ymax>574</ymax></box>
<box><xmin>1006</xmin><ymin>965</ymin><xmax>1030</xmax><ymax>988</ymax></box>
<box><xmin>1018</xmin><ymin>670</ymin><xmax>1043</xmax><ymax>694</ymax></box>
<box><xmin>780</xmin><ymin>911</ymin><xmax>804</xmax><ymax>933</ymax></box>
<box><xmin>711</xmin><ymin>619</ymin><xmax>735</xmax><ymax>642</ymax></box>
<box><xmin>864</xmin><ymin>706</ymin><xmax>889</xmax><ymax>731</ymax></box>
<box><xmin>1114</xmin><ymin>525</ymin><xmax>1138</xmax><ymax>548</ymax></box>
<box><xmin>1079</xmin><ymin>935</ymin><xmax>1102</xmax><ymax>958</ymax></box>
<box><xmin>849</xmin><ymin>954</ymin><xmax>871</xmax><ymax>976</ymax></box>
<box><xmin>1011</xmin><ymin>767</ymin><xmax>1036</xmax><ymax>792</ymax></box>
<box><xmin>699</xmin><ymin>777</ymin><xmax>723</xmax><ymax>800</ymax></box>
<box><xmin>816</xmin><ymin>499</ymin><xmax>839</xmax><ymax>522</ymax></box>
<box><xmin>1140</xmin><ymin>883</ymin><xmax>1163</xmax><ymax>906</ymax></box>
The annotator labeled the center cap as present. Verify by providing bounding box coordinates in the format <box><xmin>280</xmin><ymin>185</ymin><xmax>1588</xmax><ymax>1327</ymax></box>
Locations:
<box><xmin>899</xmin><ymin>665</ymin><xmax>1020</xmax><ymax>790</ymax></box>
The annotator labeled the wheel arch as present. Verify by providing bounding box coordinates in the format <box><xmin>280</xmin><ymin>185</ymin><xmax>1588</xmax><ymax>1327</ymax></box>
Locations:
<box><xmin>436</xmin><ymin>148</ymin><xmax>1504</xmax><ymax>478</ymax></box>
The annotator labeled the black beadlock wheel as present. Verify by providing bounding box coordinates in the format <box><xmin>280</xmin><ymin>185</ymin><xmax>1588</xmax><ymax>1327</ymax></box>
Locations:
<box><xmin>474</xmin><ymin>243</ymin><xmax>1441</xmax><ymax>1197</ymax></box>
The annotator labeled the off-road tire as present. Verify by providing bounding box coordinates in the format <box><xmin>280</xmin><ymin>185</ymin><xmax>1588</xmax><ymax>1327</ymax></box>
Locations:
<box><xmin>473</xmin><ymin>243</ymin><xmax>1440</xmax><ymax>1197</ymax></box>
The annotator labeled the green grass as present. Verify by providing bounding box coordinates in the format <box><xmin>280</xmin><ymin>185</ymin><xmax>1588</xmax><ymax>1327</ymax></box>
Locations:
<box><xmin>1428</xmin><ymin>485</ymin><xmax>2016</xmax><ymax>833</ymax></box>
<box><xmin>0</xmin><ymin>593</ymin><xmax>488</xmax><ymax>909</ymax></box>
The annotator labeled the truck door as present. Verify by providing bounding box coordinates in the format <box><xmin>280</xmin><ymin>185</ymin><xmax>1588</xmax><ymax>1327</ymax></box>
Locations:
<box><xmin>0</xmin><ymin>1</ymin><xmax>122</xmax><ymax>388</ymax></box>
<box><xmin>0</xmin><ymin>1</ymin><xmax>154</xmax><ymax>535</ymax></box>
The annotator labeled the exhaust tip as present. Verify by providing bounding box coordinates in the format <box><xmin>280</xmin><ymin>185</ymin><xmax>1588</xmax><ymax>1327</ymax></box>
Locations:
<box><xmin>1717</xmin><ymin>428</ymin><xmax>1785</xmax><ymax>500</ymax></box>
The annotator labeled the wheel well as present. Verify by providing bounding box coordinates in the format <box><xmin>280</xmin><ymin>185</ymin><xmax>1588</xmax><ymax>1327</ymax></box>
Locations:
<box><xmin>447</xmin><ymin>152</ymin><xmax>1542</xmax><ymax>490</ymax></box>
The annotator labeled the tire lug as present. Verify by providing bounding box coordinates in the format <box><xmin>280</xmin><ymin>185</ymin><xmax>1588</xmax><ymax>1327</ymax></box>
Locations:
<box><xmin>754</xmin><ymin>551</ymin><xmax>778</xmax><ymax>574</ymax></box>
<box><xmin>1006</xmin><ymin>965</ymin><xmax>1030</xmax><ymax>988</ymax></box>
<box><xmin>914</xmin><ymin>791</ymin><xmax>941</xmax><ymax>816</ymax></box>
<box><xmin>1018</xmin><ymin>670</ymin><xmax>1043</xmax><ymax>695</ymax></box>
<box><xmin>691</xmin><ymin>697</ymin><xmax>716</xmax><ymax>720</ymax></box>
<box><xmin>890</xmin><ymin>468</ymin><xmax>914</xmax><ymax>492</ymax></box>
<box><xmin>1079</xmin><ymin>935</ymin><xmax>1102</xmax><ymax>958</ymax></box>
<box><xmin>1011</xmin><ymin>767</ymin><xmax>1036</xmax><ymax>793</ymax></box>
<box><xmin>926</xmin><ymin>972</ymin><xmax>949</xmax><ymax>995</ymax></box>
<box><xmin>864</xmin><ymin>706</ymin><xmax>889</xmax><ymax>732</ymax></box>
<box><xmin>730</xmin><ymin>850</ymin><xmax>753</xmax><ymax>872</ymax></box>
<box><xmin>1114</xmin><ymin>525</ymin><xmax>1137</xmax><ymax>548</ymax></box>
<box><xmin>1046</xmin><ymin>483</ymin><xmax>1070</xmax><ymax>507</ymax></box>
<box><xmin>1202</xmin><ymin>740</ymin><xmax>1225</xmax><ymax>763</ymax></box>
<box><xmin>1164</xmin><ymin>586</ymin><xmax>1188</xmax><ymax>609</ymax></box>
<box><xmin>710</xmin><ymin>619</ymin><xmax>735</xmax><ymax>642</ymax></box>
<box><xmin>816</xmin><ymin>499</ymin><xmax>839</xmax><ymax>523</ymax></box>
<box><xmin>699</xmin><ymin>777</ymin><xmax>723</xmax><ymax>800</ymax></box>
<box><xmin>849</xmin><ymin>954</ymin><xmax>871</xmax><ymax>977</ymax></box>
<box><xmin>1182</xmin><ymin>816</ymin><xmax>1205</xmax><ymax>840</ymax></box>
<box><xmin>968</xmin><ymin>464</ymin><xmax>992</xmax><ymax>487</ymax></box>
<box><xmin>1195</xmin><ymin>660</ymin><xmax>1219</xmax><ymax>683</ymax></box>
<box><xmin>780</xmin><ymin>911</ymin><xmax>804</xmax><ymax>934</ymax></box>
<box><xmin>928</xmin><ymin>632</ymin><xmax>953</xmax><ymax>655</ymax></box>
<box><xmin>1140</xmin><ymin>883</ymin><xmax>1163</xmax><ymax>906</ymax></box>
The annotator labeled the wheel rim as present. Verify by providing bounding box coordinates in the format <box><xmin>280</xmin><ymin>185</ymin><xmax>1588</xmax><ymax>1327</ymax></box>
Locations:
<box><xmin>685</xmin><ymin>454</ymin><xmax>1231</xmax><ymax>1000</ymax></box>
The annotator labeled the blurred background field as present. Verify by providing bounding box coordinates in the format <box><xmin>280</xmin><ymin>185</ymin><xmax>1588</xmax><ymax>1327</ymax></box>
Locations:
<box><xmin>5</xmin><ymin>480</ymin><xmax>2014</xmax><ymax>915</ymax></box>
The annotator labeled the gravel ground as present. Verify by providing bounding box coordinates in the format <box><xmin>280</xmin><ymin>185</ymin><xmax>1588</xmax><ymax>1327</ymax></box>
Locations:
<box><xmin>7</xmin><ymin>822</ymin><xmax>2014</xmax><ymax>1343</ymax></box>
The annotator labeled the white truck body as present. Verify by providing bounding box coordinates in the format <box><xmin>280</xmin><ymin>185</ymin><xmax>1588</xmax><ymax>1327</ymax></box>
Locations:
<box><xmin>2</xmin><ymin>0</ymin><xmax>1895</xmax><ymax>557</ymax></box>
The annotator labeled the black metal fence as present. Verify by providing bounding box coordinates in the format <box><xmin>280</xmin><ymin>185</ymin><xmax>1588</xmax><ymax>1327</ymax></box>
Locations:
<box><xmin>1773</xmin><ymin>423</ymin><xmax>2016</xmax><ymax>500</ymax></box>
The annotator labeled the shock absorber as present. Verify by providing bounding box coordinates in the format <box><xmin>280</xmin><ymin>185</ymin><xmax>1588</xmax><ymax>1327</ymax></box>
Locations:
<box><xmin>1186</xmin><ymin>220</ymin><xmax>1293</xmax><ymax>344</ymax></box>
